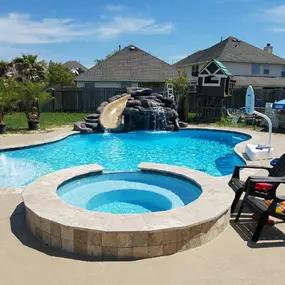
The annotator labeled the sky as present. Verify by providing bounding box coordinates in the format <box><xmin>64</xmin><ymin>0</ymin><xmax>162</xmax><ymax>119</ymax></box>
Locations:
<box><xmin>1</xmin><ymin>0</ymin><xmax>285</xmax><ymax>68</ymax></box>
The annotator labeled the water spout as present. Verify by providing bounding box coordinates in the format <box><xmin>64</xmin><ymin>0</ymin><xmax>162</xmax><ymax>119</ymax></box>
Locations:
<box><xmin>103</xmin><ymin>129</ymin><xmax>111</xmax><ymax>136</ymax></box>
<box><xmin>0</xmin><ymin>154</ymin><xmax>17</xmax><ymax>177</ymax></box>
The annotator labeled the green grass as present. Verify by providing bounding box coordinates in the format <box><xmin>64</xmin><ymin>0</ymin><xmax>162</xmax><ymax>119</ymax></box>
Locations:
<box><xmin>215</xmin><ymin>116</ymin><xmax>247</xmax><ymax>128</ymax></box>
<box><xmin>188</xmin><ymin>112</ymin><xmax>196</xmax><ymax>120</ymax></box>
<box><xmin>4</xmin><ymin>112</ymin><xmax>89</xmax><ymax>133</ymax></box>
<box><xmin>187</xmin><ymin>112</ymin><xmax>261</xmax><ymax>130</ymax></box>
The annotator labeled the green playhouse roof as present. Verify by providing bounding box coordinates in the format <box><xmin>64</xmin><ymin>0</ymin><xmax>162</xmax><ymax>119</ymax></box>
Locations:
<box><xmin>212</xmin><ymin>59</ymin><xmax>232</xmax><ymax>76</ymax></box>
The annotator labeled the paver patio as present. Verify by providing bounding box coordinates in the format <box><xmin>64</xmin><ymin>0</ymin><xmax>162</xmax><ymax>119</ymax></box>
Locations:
<box><xmin>0</xmin><ymin>127</ymin><xmax>285</xmax><ymax>285</ymax></box>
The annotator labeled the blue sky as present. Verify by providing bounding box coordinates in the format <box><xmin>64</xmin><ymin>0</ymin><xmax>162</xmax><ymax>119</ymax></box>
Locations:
<box><xmin>1</xmin><ymin>0</ymin><xmax>285</xmax><ymax>67</ymax></box>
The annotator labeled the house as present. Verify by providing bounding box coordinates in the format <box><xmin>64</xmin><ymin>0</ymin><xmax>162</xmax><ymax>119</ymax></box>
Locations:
<box><xmin>174</xmin><ymin>37</ymin><xmax>285</xmax><ymax>88</ymax></box>
<box><xmin>75</xmin><ymin>45</ymin><xmax>177</xmax><ymax>88</ymax></box>
<box><xmin>63</xmin><ymin>61</ymin><xmax>88</xmax><ymax>75</ymax></box>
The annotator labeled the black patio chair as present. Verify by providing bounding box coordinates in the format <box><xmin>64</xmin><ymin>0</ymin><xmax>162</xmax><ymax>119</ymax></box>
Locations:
<box><xmin>229</xmin><ymin>153</ymin><xmax>285</xmax><ymax>213</ymax></box>
<box><xmin>234</xmin><ymin>176</ymin><xmax>285</xmax><ymax>242</ymax></box>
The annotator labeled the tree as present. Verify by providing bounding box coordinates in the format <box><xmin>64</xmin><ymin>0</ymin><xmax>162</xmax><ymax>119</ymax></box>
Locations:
<box><xmin>168</xmin><ymin>71</ymin><xmax>190</xmax><ymax>121</ymax></box>
<box><xmin>11</xmin><ymin>54</ymin><xmax>47</xmax><ymax>82</ymax></box>
<box><xmin>0</xmin><ymin>78</ymin><xmax>18</xmax><ymax>133</ymax></box>
<box><xmin>17</xmin><ymin>81</ymin><xmax>52</xmax><ymax>129</ymax></box>
<box><xmin>0</xmin><ymin>61</ymin><xmax>10</xmax><ymax>77</ymax></box>
<box><xmin>95</xmin><ymin>48</ymin><xmax>119</xmax><ymax>64</ymax></box>
<box><xmin>47</xmin><ymin>63</ymin><xmax>76</xmax><ymax>87</ymax></box>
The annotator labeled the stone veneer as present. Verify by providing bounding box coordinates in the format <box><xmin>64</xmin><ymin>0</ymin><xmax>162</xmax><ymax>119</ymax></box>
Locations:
<box><xmin>23</xmin><ymin>163</ymin><xmax>233</xmax><ymax>260</ymax></box>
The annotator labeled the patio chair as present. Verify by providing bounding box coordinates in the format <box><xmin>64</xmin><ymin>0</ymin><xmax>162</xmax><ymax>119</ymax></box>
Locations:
<box><xmin>234</xmin><ymin>176</ymin><xmax>285</xmax><ymax>242</ymax></box>
<box><xmin>229</xmin><ymin>153</ymin><xmax>285</xmax><ymax>213</ymax></box>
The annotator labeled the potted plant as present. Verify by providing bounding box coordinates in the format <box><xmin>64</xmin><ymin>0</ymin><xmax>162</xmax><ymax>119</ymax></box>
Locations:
<box><xmin>18</xmin><ymin>81</ymin><xmax>51</xmax><ymax>130</ymax></box>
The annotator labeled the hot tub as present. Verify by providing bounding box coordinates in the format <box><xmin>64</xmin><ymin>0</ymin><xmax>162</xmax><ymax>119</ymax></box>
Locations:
<box><xmin>23</xmin><ymin>163</ymin><xmax>233</xmax><ymax>260</ymax></box>
<box><xmin>57</xmin><ymin>172</ymin><xmax>202</xmax><ymax>214</ymax></box>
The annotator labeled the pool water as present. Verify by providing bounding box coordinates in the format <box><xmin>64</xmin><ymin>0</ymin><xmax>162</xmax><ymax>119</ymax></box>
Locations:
<box><xmin>0</xmin><ymin>130</ymin><xmax>250</xmax><ymax>188</ymax></box>
<box><xmin>57</xmin><ymin>172</ymin><xmax>202</xmax><ymax>214</ymax></box>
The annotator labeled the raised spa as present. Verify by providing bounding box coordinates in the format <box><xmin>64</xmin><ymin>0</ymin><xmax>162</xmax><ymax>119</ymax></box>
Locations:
<box><xmin>57</xmin><ymin>172</ymin><xmax>202</xmax><ymax>214</ymax></box>
<box><xmin>23</xmin><ymin>164</ymin><xmax>233</xmax><ymax>260</ymax></box>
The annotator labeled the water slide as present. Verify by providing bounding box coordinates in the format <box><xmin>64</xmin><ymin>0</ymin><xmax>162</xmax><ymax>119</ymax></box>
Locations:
<box><xmin>100</xmin><ymin>95</ymin><xmax>131</xmax><ymax>131</ymax></box>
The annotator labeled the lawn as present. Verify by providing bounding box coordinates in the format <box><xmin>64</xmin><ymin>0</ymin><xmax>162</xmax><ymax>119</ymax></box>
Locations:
<box><xmin>4</xmin><ymin>112</ymin><xmax>88</xmax><ymax>133</ymax></box>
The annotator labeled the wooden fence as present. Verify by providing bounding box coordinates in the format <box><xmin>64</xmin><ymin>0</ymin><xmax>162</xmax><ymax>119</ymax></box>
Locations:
<box><xmin>188</xmin><ymin>88</ymin><xmax>285</xmax><ymax>113</ymax></box>
<box><xmin>42</xmin><ymin>86</ymin><xmax>285</xmax><ymax>114</ymax></box>
<box><xmin>43</xmin><ymin>87</ymin><xmax>164</xmax><ymax>113</ymax></box>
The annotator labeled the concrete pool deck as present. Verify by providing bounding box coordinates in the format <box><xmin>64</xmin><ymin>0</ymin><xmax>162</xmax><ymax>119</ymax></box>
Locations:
<box><xmin>0</xmin><ymin>126</ymin><xmax>285</xmax><ymax>284</ymax></box>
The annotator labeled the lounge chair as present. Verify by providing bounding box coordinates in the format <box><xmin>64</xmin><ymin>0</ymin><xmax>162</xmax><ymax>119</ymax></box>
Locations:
<box><xmin>234</xmin><ymin>176</ymin><xmax>285</xmax><ymax>242</ymax></box>
<box><xmin>229</xmin><ymin>154</ymin><xmax>285</xmax><ymax>213</ymax></box>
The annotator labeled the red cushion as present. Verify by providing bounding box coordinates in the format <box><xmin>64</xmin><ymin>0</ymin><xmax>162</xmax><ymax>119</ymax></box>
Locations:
<box><xmin>255</xmin><ymin>183</ymin><xmax>274</xmax><ymax>191</ymax></box>
<box><xmin>242</xmin><ymin>181</ymin><xmax>274</xmax><ymax>191</ymax></box>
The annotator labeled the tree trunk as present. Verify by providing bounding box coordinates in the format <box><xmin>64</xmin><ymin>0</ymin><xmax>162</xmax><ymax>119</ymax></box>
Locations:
<box><xmin>178</xmin><ymin>97</ymin><xmax>188</xmax><ymax>122</ymax></box>
<box><xmin>0</xmin><ymin>110</ymin><xmax>4</xmax><ymax>124</ymax></box>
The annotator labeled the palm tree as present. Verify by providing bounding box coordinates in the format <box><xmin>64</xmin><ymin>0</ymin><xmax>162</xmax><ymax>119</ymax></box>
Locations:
<box><xmin>17</xmin><ymin>81</ymin><xmax>52</xmax><ymax>130</ymax></box>
<box><xmin>11</xmin><ymin>54</ymin><xmax>47</xmax><ymax>82</ymax></box>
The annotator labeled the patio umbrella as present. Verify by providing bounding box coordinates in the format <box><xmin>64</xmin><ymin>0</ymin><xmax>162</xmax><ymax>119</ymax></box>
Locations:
<box><xmin>273</xmin><ymin>99</ymin><xmax>285</xmax><ymax>110</ymax></box>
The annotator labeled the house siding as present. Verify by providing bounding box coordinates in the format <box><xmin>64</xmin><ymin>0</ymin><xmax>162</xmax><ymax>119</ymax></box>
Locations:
<box><xmin>223</xmin><ymin>62</ymin><xmax>284</xmax><ymax>77</ymax></box>
<box><xmin>176</xmin><ymin>63</ymin><xmax>207</xmax><ymax>80</ymax></box>
<box><xmin>176</xmin><ymin>62</ymin><xmax>285</xmax><ymax>78</ymax></box>
<box><xmin>95</xmin><ymin>82</ymin><xmax>121</xmax><ymax>88</ymax></box>
<box><xmin>76</xmin><ymin>81</ymin><xmax>139</xmax><ymax>88</ymax></box>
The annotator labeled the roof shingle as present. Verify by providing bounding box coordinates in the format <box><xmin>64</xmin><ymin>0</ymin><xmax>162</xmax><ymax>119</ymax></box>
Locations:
<box><xmin>174</xmin><ymin>37</ymin><xmax>285</xmax><ymax>67</ymax></box>
<box><xmin>233</xmin><ymin>76</ymin><xmax>285</xmax><ymax>88</ymax></box>
<box><xmin>75</xmin><ymin>45</ymin><xmax>177</xmax><ymax>82</ymax></box>
<box><xmin>63</xmin><ymin>61</ymin><xmax>88</xmax><ymax>72</ymax></box>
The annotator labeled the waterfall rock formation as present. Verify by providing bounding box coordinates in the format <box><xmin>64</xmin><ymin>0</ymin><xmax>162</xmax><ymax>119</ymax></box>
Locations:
<box><xmin>74</xmin><ymin>88</ymin><xmax>180</xmax><ymax>133</ymax></box>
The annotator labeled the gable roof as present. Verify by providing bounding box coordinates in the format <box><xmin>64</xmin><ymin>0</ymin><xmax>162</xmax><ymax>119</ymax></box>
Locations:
<box><xmin>174</xmin><ymin>37</ymin><xmax>285</xmax><ymax>67</ymax></box>
<box><xmin>63</xmin><ymin>61</ymin><xmax>88</xmax><ymax>72</ymax></box>
<box><xmin>199</xmin><ymin>59</ymin><xmax>232</xmax><ymax>77</ymax></box>
<box><xmin>75</xmin><ymin>45</ymin><xmax>177</xmax><ymax>82</ymax></box>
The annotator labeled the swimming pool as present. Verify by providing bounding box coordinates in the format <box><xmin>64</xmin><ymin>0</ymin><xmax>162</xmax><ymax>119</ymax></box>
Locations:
<box><xmin>57</xmin><ymin>172</ymin><xmax>202</xmax><ymax>214</ymax></box>
<box><xmin>0</xmin><ymin>130</ymin><xmax>250</xmax><ymax>188</ymax></box>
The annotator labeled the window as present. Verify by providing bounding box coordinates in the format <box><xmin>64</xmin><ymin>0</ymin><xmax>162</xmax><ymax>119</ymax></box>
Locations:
<box><xmin>264</xmin><ymin>64</ymin><xmax>270</xmax><ymax>75</ymax></box>
<box><xmin>282</xmin><ymin>66</ymin><xmax>285</xmax><ymax>77</ymax></box>
<box><xmin>191</xmin><ymin>65</ymin><xmax>199</xmax><ymax>77</ymax></box>
<box><xmin>204</xmin><ymin>76</ymin><xmax>219</xmax><ymax>84</ymax></box>
<box><xmin>252</xmin><ymin>63</ymin><xmax>261</xmax><ymax>75</ymax></box>
<box><xmin>202</xmin><ymin>76</ymin><xmax>220</xmax><ymax>86</ymax></box>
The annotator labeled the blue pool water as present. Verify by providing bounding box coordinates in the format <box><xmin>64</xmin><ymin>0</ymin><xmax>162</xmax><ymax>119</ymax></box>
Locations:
<box><xmin>0</xmin><ymin>130</ymin><xmax>250</xmax><ymax>188</ymax></box>
<box><xmin>57</xmin><ymin>172</ymin><xmax>202</xmax><ymax>214</ymax></box>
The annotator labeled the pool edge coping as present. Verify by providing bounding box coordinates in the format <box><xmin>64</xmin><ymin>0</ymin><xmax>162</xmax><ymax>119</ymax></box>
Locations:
<box><xmin>22</xmin><ymin>163</ymin><xmax>233</xmax><ymax>233</ymax></box>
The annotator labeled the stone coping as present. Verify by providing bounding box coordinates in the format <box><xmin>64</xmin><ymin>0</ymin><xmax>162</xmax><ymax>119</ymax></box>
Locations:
<box><xmin>0</xmin><ymin>130</ymin><xmax>75</xmax><ymax>152</ymax></box>
<box><xmin>22</xmin><ymin>164</ymin><xmax>232</xmax><ymax>259</ymax></box>
<box><xmin>23</xmin><ymin>164</ymin><xmax>233</xmax><ymax>233</ymax></box>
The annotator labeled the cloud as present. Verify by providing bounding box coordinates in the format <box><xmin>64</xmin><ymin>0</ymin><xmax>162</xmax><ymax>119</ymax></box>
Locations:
<box><xmin>105</xmin><ymin>4</ymin><xmax>125</xmax><ymax>11</ymax></box>
<box><xmin>0</xmin><ymin>13</ymin><xmax>174</xmax><ymax>44</ymax></box>
<box><xmin>262</xmin><ymin>5</ymin><xmax>285</xmax><ymax>33</ymax></box>
<box><xmin>97</xmin><ymin>17</ymin><xmax>174</xmax><ymax>40</ymax></box>
<box><xmin>0</xmin><ymin>13</ymin><xmax>93</xmax><ymax>44</ymax></box>
<box><xmin>264</xmin><ymin>5</ymin><xmax>285</xmax><ymax>22</ymax></box>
